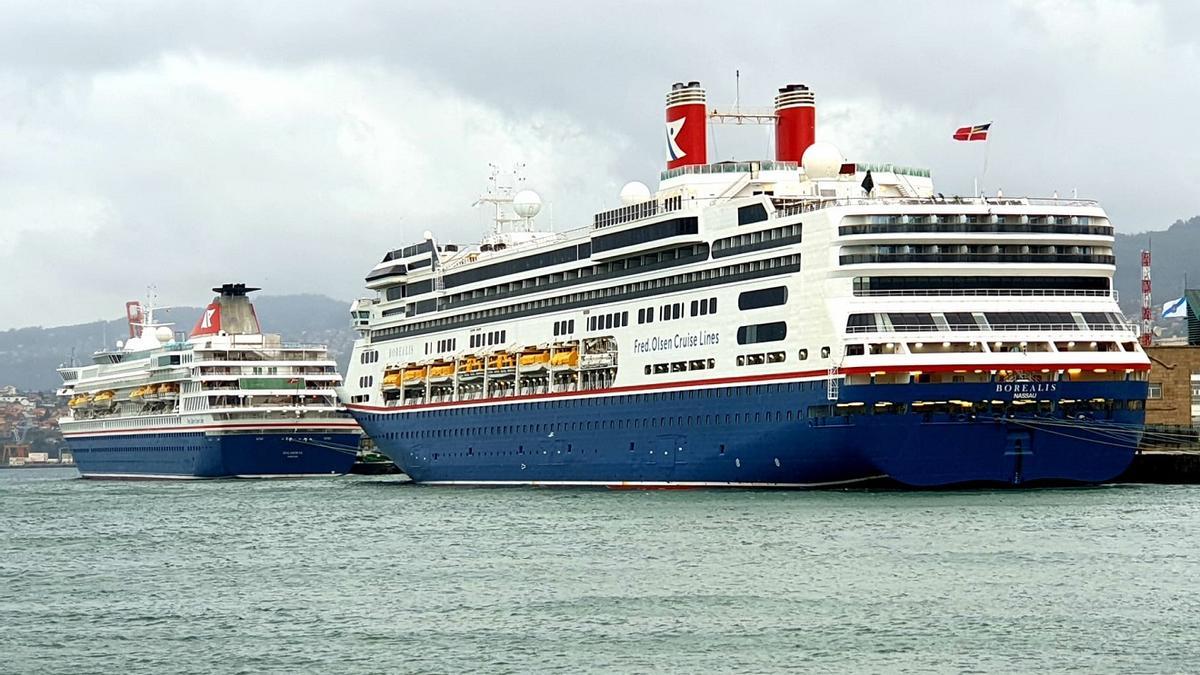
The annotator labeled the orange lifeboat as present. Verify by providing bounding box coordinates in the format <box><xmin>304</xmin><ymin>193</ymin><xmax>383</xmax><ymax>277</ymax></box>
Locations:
<box><xmin>519</xmin><ymin>350</ymin><xmax>550</xmax><ymax>369</ymax></box>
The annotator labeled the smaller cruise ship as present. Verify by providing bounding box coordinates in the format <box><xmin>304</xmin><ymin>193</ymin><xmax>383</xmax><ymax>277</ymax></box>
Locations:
<box><xmin>57</xmin><ymin>284</ymin><xmax>361</xmax><ymax>479</ymax></box>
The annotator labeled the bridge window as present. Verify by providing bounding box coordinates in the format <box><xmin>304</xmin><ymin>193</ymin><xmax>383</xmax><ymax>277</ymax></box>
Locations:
<box><xmin>737</xmin><ymin>203</ymin><xmax>769</xmax><ymax>226</ymax></box>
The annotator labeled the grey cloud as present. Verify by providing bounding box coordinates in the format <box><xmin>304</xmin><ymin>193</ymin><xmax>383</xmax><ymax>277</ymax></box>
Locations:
<box><xmin>1</xmin><ymin>1</ymin><xmax>1197</xmax><ymax>330</ymax></box>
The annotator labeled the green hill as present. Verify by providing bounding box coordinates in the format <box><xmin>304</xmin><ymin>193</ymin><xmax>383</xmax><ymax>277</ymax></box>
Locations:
<box><xmin>1114</xmin><ymin>215</ymin><xmax>1200</xmax><ymax>323</ymax></box>
<box><xmin>0</xmin><ymin>294</ymin><xmax>354</xmax><ymax>392</ymax></box>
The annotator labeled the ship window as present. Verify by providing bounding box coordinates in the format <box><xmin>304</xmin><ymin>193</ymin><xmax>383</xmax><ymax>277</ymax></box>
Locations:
<box><xmin>591</xmin><ymin>216</ymin><xmax>700</xmax><ymax>253</ymax></box>
<box><xmin>846</xmin><ymin>314</ymin><xmax>876</xmax><ymax>332</ymax></box>
<box><xmin>739</xmin><ymin>286</ymin><xmax>788</xmax><ymax>310</ymax></box>
<box><xmin>887</xmin><ymin>313</ymin><xmax>936</xmax><ymax>330</ymax></box>
<box><xmin>737</xmin><ymin>322</ymin><xmax>787</xmax><ymax>345</ymax></box>
<box><xmin>799</xmin><ymin>349</ymin><xmax>808</xmax><ymax>360</ymax></box>
<box><xmin>1082</xmin><ymin>312</ymin><xmax>1120</xmax><ymax>329</ymax></box>
<box><xmin>943</xmin><ymin>312</ymin><xmax>979</xmax><ymax>331</ymax></box>
<box><xmin>984</xmin><ymin>312</ymin><xmax>1075</xmax><ymax>327</ymax></box>
<box><xmin>737</xmin><ymin>203</ymin><xmax>769</xmax><ymax>226</ymax></box>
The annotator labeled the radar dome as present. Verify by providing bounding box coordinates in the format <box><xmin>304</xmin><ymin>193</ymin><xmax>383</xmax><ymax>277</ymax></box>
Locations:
<box><xmin>513</xmin><ymin>190</ymin><xmax>542</xmax><ymax>219</ymax></box>
<box><xmin>156</xmin><ymin>326</ymin><xmax>173</xmax><ymax>343</ymax></box>
<box><xmin>619</xmin><ymin>181</ymin><xmax>651</xmax><ymax>205</ymax></box>
<box><xmin>115</xmin><ymin>340</ymin><xmax>124</xmax><ymax>350</ymax></box>
<box><xmin>801</xmin><ymin>142</ymin><xmax>844</xmax><ymax>180</ymax></box>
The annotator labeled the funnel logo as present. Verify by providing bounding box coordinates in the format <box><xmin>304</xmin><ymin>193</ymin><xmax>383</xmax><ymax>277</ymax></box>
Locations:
<box><xmin>190</xmin><ymin>302</ymin><xmax>222</xmax><ymax>337</ymax></box>
<box><xmin>666</xmin><ymin>117</ymin><xmax>687</xmax><ymax>161</ymax></box>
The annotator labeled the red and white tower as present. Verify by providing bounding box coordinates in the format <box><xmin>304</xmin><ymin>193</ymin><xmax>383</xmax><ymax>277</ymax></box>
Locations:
<box><xmin>665</xmin><ymin>81</ymin><xmax>707</xmax><ymax>170</ymax></box>
<box><xmin>773</xmin><ymin>84</ymin><xmax>816</xmax><ymax>163</ymax></box>
<box><xmin>1141</xmin><ymin>249</ymin><xmax>1153</xmax><ymax>347</ymax></box>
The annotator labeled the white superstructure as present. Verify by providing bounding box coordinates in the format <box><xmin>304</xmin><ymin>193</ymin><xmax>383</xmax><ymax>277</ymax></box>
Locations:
<box><xmin>57</xmin><ymin>285</ymin><xmax>360</xmax><ymax>478</ymax></box>
<box><xmin>345</xmin><ymin>158</ymin><xmax>1142</xmax><ymax>406</ymax></box>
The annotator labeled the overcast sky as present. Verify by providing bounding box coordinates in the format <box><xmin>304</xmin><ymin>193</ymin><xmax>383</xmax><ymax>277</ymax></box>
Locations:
<box><xmin>2</xmin><ymin>0</ymin><xmax>1198</xmax><ymax>329</ymax></box>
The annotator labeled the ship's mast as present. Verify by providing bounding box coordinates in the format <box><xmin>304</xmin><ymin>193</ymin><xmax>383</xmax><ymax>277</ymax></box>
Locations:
<box><xmin>474</xmin><ymin>163</ymin><xmax>529</xmax><ymax>235</ymax></box>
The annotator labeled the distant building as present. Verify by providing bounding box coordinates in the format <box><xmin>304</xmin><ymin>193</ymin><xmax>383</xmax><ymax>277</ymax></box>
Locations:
<box><xmin>1145</xmin><ymin>345</ymin><xmax>1200</xmax><ymax>427</ymax></box>
<box><xmin>1188</xmin><ymin>290</ymin><xmax>1200</xmax><ymax>346</ymax></box>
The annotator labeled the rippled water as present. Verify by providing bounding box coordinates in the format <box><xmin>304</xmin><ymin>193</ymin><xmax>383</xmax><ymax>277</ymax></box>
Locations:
<box><xmin>2</xmin><ymin>468</ymin><xmax>1198</xmax><ymax>674</ymax></box>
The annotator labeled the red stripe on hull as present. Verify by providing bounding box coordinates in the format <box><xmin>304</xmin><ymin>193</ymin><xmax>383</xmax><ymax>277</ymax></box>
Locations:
<box><xmin>348</xmin><ymin>361</ymin><xmax>1149</xmax><ymax>414</ymax></box>
<box><xmin>62</xmin><ymin>421</ymin><xmax>361</xmax><ymax>438</ymax></box>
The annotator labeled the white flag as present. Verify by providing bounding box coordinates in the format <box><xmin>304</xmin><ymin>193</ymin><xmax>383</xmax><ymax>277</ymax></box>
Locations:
<box><xmin>1162</xmin><ymin>296</ymin><xmax>1188</xmax><ymax>319</ymax></box>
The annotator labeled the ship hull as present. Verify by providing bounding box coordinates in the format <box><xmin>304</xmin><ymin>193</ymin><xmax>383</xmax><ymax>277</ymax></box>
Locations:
<box><xmin>67</xmin><ymin>430</ymin><xmax>360</xmax><ymax>479</ymax></box>
<box><xmin>350</xmin><ymin>378</ymin><xmax>1145</xmax><ymax>488</ymax></box>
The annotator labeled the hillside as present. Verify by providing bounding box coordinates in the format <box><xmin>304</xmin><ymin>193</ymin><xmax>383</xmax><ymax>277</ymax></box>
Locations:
<box><xmin>1114</xmin><ymin>215</ymin><xmax>1200</xmax><ymax>320</ymax></box>
<box><xmin>0</xmin><ymin>294</ymin><xmax>354</xmax><ymax>392</ymax></box>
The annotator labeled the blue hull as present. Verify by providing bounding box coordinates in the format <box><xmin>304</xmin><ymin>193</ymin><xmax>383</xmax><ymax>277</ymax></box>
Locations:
<box><xmin>68</xmin><ymin>431</ymin><xmax>361</xmax><ymax>479</ymax></box>
<box><xmin>351</xmin><ymin>379</ymin><xmax>1146</xmax><ymax>488</ymax></box>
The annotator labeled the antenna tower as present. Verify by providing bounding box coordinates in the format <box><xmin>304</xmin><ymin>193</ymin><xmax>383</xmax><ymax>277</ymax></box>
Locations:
<box><xmin>1140</xmin><ymin>249</ymin><xmax>1152</xmax><ymax>347</ymax></box>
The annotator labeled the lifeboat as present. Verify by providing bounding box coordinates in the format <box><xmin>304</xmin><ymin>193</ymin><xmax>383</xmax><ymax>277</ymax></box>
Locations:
<box><xmin>158</xmin><ymin>383</ymin><xmax>179</xmax><ymax>398</ymax></box>
<box><xmin>459</xmin><ymin>356</ymin><xmax>484</xmax><ymax>377</ymax></box>
<box><xmin>429</xmin><ymin>362</ymin><xmax>455</xmax><ymax>381</ymax></box>
<box><xmin>488</xmin><ymin>352</ymin><xmax>515</xmax><ymax>370</ymax></box>
<box><xmin>92</xmin><ymin>390</ymin><xmax>116</xmax><ymax>408</ymax></box>
<box><xmin>519</xmin><ymin>350</ymin><xmax>550</xmax><ymax>370</ymax></box>
<box><xmin>129</xmin><ymin>386</ymin><xmax>148</xmax><ymax>401</ymax></box>
<box><xmin>381</xmin><ymin>371</ymin><xmax>403</xmax><ymax>390</ymax></box>
<box><xmin>402</xmin><ymin>366</ymin><xmax>426</xmax><ymax>385</ymax></box>
<box><xmin>68</xmin><ymin>393</ymin><xmax>92</xmax><ymax>409</ymax></box>
<box><xmin>551</xmin><ymin>348</ymin><xmax>579</xmax><ymax>368</ymax></box>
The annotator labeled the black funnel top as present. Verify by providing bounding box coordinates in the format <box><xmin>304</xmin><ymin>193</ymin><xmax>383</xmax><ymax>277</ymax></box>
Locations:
<box><xmin>212</xmin><ymin>283</ymin><xmax>261</xmax><ymax>297</ymax></box>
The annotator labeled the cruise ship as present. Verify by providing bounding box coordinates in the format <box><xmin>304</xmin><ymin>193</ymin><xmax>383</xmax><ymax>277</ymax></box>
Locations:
<box><xmin>58</xmin><ymin>284</ymin><xmax>361</xmax><ymax>479</ymax></box>
<box><xmin>342</xmin><ymin>80</ymin><xmax>1149</xmax><ymax>487</ymax></box>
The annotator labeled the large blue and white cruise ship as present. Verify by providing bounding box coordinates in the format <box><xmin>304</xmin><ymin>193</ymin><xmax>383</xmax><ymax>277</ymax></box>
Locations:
<box><xmin>58</xmin><ymin>284</ymin><xmax>361</xmax><ymax>479</ymax></box>
<box><xmin>342</xmin><ymin>80</ymin><xmax>1149</xmax><ymax>488</ymax></box>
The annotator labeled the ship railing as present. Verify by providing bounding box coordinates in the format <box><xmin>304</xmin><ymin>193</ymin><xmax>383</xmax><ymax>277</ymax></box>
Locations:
<box><xmin>838</xmin><ymin>223</ymin><xmax>1114</xmax><ymax>237</ymax></box>
<box><xmin>592</xmin><ymin>194</ymin><xmax>684</xmax><ymax>230</ymax></box>
<box><xmin>851</xmin><ymin>288</ymin><xmax>1116</xmax><ymax>298</ymax></box>
<box><xmin>846</xmin><ymin>323</ymin><xmax>1136</xmax><ymax>334</ymax></box>
<box><xmin>839</xmin><ymin>253</ymin><xmax>1116</xmax><ymax>265</ymax></box>
<box><xmin>203</xmin><ymin>404</ymin><xmax>341</xmax><ymax>413</ymax></box>
<box><xmin>773</xmin><ymin>195</ymin><xmax>1099</xmax><ymax>218</ymax></box>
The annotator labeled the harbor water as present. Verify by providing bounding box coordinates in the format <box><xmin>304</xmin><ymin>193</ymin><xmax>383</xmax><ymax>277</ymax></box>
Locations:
<box><xmin>3</xmin><ymin>468</ymin><xmax>1198</xmax><ymax>673</ymax></box>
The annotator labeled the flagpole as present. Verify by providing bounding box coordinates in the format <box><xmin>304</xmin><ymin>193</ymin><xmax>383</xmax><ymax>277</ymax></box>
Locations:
<box><xmin>979</xmin><ymin>121</ymin><xmax>993</xmax><ymax>197</ymax></box>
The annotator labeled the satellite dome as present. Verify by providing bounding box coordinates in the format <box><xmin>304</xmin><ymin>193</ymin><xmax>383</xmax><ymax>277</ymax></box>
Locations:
<box><xmin>619</xmin><ymin>181</ymin><xmax>651</xmax><ymax>205</ymax></box>
<box><xmin>156</xmin><ymin>326</ymin><xmax>173</xmax><ymax>343</ymax></box>
<box><xmin>115</xmin><ymin>340</ymin><xmax>124</xmax><ymax>350</ymax></box>
<box><xmin>801</xmin><ymin>142</ymin><xmax>844</xmax><ymax>180</ymax></box>
<box><xmin>512</xmin><ymin>190</ymin><xmax>542</xmax><ymax>219</ymax></box>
